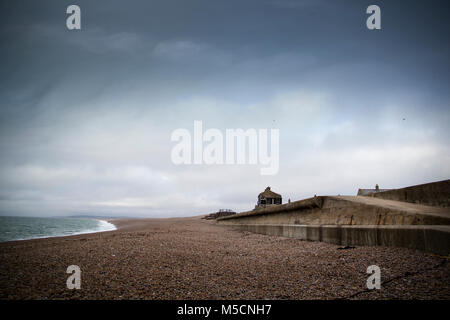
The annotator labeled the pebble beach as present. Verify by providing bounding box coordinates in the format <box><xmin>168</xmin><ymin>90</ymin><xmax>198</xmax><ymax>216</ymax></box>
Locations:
<box><xmin>0</xmin><ymin>216</ymin><xmax>449</xmax><ymax>300</ymax></box>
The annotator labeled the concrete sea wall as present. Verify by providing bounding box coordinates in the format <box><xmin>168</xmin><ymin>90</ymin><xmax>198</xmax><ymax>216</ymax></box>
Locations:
<box><xmin>370</xmin><ymin>179</ymin><xmax>450</xmax><ymax>207</ymax></box>
<box><xmin>218</xmin><ymin>196</ymin><xmax>450</xmax><ymax>226</ymax></box>
<box><xmin>221</xmin><ymin>224</ymin><xmax>450</xmax><ymax>255</ymax></box>
<box><xmin>217</xmin><ymin>194</ymin><xmax>450</xmax><ymax>255</ymax></box>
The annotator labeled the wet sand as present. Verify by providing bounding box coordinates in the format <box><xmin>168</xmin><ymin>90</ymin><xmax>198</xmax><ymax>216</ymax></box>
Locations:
<box><xmin>0</xmin><ymin>216</ymin><xmax>449</xmax><ymax>299</ymax></box>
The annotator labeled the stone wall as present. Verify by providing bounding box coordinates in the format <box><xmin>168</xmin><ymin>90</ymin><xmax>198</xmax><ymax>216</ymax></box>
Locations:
<box><xmin>369</xmin><ymin>179</ymin><xmax>450</xmax><ymax>207</ymax></box>
<box><xmin>218</xmin><ymin>196</ymin><xmax>450</xmax><ymax>226</ymax></box>
<box><xmin>216</xmin><ymin>193</ymin><xmax>450</xmax><ymax>254</ymax></box>
<box><xmin>222</xmin><ymin>224</ymin><xmax>450</xmax><ymax>255</ymax></box>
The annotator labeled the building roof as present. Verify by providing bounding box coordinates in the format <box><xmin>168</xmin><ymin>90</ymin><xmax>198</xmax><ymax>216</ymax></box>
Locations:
<box><xmin>258</xmin><ymin>186</ymin><xmax>282</xmax><ymax>199</ymax></box>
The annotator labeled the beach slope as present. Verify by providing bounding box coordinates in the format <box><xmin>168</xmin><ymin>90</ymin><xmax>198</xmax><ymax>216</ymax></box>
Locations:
<box><xmin>0</xmin><ymin>216</ymin><xmax>448</xmax><ymax>299</ymax></box>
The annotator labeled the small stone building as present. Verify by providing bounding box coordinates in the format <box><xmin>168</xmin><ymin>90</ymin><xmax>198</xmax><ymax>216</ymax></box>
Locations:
<box><xmin>256</xmin><ymin>186</ymin><xmax>282</xmax><ymax>208</ymax></box>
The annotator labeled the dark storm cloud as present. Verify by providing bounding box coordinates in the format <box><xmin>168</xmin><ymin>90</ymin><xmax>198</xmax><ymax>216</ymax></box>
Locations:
<box><xmin>0</xmin><ymin>0</ymin><xmax>449</xmax><ymax>216</ymax></box>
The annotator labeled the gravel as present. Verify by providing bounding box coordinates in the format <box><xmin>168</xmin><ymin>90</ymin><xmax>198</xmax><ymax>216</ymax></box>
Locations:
<box><xmin>0</xmin><ymin>217</ymin><xmax>448</xmax><ymax>300</ymax></box>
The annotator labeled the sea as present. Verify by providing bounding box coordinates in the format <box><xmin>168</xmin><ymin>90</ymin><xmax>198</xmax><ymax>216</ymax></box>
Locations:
<box><xmin>0</xmin><ymin>216</ymin><xmax>117</xmax><ymax>242</ymax></box>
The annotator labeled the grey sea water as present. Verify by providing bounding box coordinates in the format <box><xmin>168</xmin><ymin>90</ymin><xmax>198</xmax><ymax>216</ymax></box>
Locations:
<box><xmin>0</xmin><ymin>216</ymin><xmax>116</xmax><ymax>242</ymax></box>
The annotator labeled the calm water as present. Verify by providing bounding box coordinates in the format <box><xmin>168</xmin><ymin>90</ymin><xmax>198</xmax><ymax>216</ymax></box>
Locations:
<box><xmin>0</xmin><ymin>216</ymin><xmax>116</xmax><ymax>242</ymax></box>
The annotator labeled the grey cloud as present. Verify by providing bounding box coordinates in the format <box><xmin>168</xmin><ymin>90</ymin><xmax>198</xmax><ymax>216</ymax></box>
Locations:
<box><xmin>0</xmin><ymin>0</ymin><xmax>449</xmax><ymax>217</ymax></box>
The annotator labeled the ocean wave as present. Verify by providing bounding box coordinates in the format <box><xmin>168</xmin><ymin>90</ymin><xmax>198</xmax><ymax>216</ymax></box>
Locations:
<box><xmin>96</xmin><ymin>219</ymin><xmax>117</xmax><ymax>232</ymax></box>
<box><xmin>0</xmin><ymin>217</ymin><xmax>117</xmax><ymax>242</ymax></box>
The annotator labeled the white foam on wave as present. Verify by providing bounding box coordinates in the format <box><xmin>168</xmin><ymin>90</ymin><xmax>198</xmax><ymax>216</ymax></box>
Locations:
<box><xmin>96</xmin><ymin>219</ymin><xmax>117</xmax><ymax>232</ymax></box>
<box><xmin>70</xmin><ymin>219</ymin><xmax>117</xmax><ymax>236</ymax></box>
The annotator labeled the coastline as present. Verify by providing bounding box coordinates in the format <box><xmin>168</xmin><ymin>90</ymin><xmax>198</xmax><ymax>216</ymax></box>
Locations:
<box><xmin>0</xmin><ymin>216</ymin><xmax>448</xmax><ymax>300</ymax></box>
<box><xmin>0</xmin><ymin>218</ymin><xmax>118</xmax><ymax>244</ymax></box>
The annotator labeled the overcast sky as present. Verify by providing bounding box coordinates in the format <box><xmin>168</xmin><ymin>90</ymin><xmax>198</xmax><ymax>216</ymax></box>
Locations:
<box><xmin>0</xmin><ymin>0</ymin><xmax>449</xmax><ymax>217</ymax></box>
